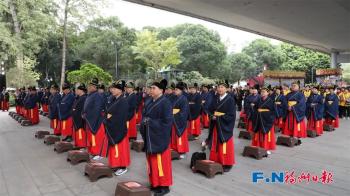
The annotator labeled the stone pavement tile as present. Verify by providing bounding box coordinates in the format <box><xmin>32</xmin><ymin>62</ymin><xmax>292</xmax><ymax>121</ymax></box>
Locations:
<box><xmin>0</xmin><ymin>170</ymin><xmax>8</xmax><ymax>195</ymax></box>
<box><xmin>32</xmin><ymin>173</ymin><xmax>67</xmax><ymax>194</ymax></box>
<box><xmin>80</xmin><ymin>190</ymin><xmax>111</xmax><ymax>196</ymax></box>
<box><xmin>68</xmin><ymin>183</ymin><xmax>102</xmax><ymax>195</ymax></box>
<box><xmin>42</xmin><ymin>189</ymin><xmax>75</xmax><ymax>196</ymax></box>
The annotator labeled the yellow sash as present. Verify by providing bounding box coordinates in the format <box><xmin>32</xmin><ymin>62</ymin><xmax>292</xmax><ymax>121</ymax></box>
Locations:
<box><xmin>63</xmin><ymin>120</ymin><xmax>66</xmax><ymax>130</ymax></box>
<box><xmin>275</xmin><ymin>102</ymin><xmax>281</xmax><ymax>105</ymax></box>
<box><xmin>92</xmin><ymin>135</ymin><xmax>96</xmax><ymax>146</ymax></box>
<box><xmin>114</xmin><ymin>144</ymin><xmax>119</xmax><ymax>158</ymax></box>
<box><xmin>173</xmin><ymin>109</ymin><xmax>180</xmax><ymax>114</ymax></box>
<box><xmin>328</xmin><ymin>101</ymin><xmax>333</xmax><ymax>105</ymax></box>
<box><xmin>223</xmin><ymin>142</ymin><xmax>226</xmax><ymax>155</ymax></box>
<box><xmin>214</xmin><ymin>111</ymin><xmax>225</xmax><ymax>116</ymax></box>
<box><xmin>288</xmin><ymin>101</ymin><xmax>297</xmax><ymax>107</ymax></box>
<box><xmin>127</xmin><ymin>121</ymin><xmax>129</xmax><ymax>129</ymax></box>
<box><xmin>78</xmin><ymin>129</ymin><xmax>82</xmax><ymax>140</ymax></box>
<box><xmin>157</xmin><ymin>154</ymin><xmax>164</xmax><ymax>177</ymax></box>
<box><xmin>258</xmin><ymin>108</ymin><xmax>270</xmax><ymax>112</ymax></box>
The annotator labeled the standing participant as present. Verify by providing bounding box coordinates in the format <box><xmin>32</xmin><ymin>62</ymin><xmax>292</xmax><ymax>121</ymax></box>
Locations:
<box><xmin>171</xmin><ymin>82</ymin><xmax>189</xmax><ymax>159</ymax></box>
<box><xmin>14</xmin><ymin>89</ymin><xmax>21</xmax><ymax>114</ymax></box>
<box><xmin>24</xmin><ymin>87</ymin><xmax>40</xmax><ymax>124</ymax></box>
<box><xmin>324</xmin><ymin>86</ymin><xmax>340</xmax><ymax>128</ymax></box>
<box><xmin>306</xmin><ymin>86</ymin><xmax>324</xmax><ymax>136</ymax></box>
<box><xmin>251</xmin><ymin>87</ymin><xmax>276</xmax><ymax>154</ymax></box>
<box><xmin>303</xmin><ymin>85</ymin><xmax>311</xmax><ymax>99</ymax></box>
<box><xmin>58</xmin><ymin>83</ymin><xmax>75</xmax><ymax>141</ymax></box>
<box><xmin>244</xmin><ymin>86</ymin><xmax>260</xmax><ymax>133</ymax></box>
<box><xmin>72</xmin><ymin>84</ymin><xmax>87</xmax><ymax>147</ymax></box>
<box><xmin>282</xmin><ymin>82</ymin><xmax>307</xmax><ymax>138</ymax></box>
<box><xmin>274</xmin><ymin>87</ymin><xmax>287</xmax><ymax>130</ymax></box>
<box><xmin>165</xmin><ymin>82</ymin><xmax>176</xmax><ymax>103</ymax></box>
<box><xmin>140</xmin><ymin>79</ymin><xmax>173</xmax><ymax>196</ymax></box>
<box><xmin>282</xmin><ymin>84</ymin><xmax>291</xmax><ymax>96</ymax></box>
<box><xmin>49</xmin><ymin>85</ymin><xmax>61</xmax><ymax>135</ymax></box>
<box><xmin>2</xmin><ymin>91</ymin><xmax>10</xmax><ymax>111</ymax></box>
<box><xmin>83</xmin><ymin>78</ymin><xmax>107</xmax><ymax>160</ymax></box>
<box><xmin>208</xmin><ymin>80</ymin><xmax>236</xmax><ymax>172</ymax></box>
<box><xmin>135</xmin><ymin>86</ymin><xmax>144</xmax><ymax>124</ymax></box>
<box><xmin>41</xmin><ymin>87</ymin><xmax>50</xmax><ymax>113</ymax></box>
<box><xmin>0</xmin><ymin>90</ymin><xmax>3</xmax><ymax>111</ymax></box>
<box><xmin>105</xmin><ymin>81</ymin><xmax>130</xmax><ymax>176</ymax></box>
<box><xmin>187</xmin><ymin>83</ymin><xmax>202</xmax><ymax>139</ymax></box>
<box><xmin>125</xmin><ymin>81</ymin><xmax>138</xmax><ymax>140</ymax></box>
<box><xmin>200</xmin><ymin>84</ymin><xmax>212</xmax><ymax>128</ymax></box>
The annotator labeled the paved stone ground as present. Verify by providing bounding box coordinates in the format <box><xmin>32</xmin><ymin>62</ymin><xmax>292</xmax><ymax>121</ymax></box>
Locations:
<box><xmin>0</xmin><ymin>109</ymin><xmax>350</xmax><ymax>196</ymax></box>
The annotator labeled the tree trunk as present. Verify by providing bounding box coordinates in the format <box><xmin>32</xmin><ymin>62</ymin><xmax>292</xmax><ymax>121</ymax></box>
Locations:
<box><xmin>60</xmin><ymin>0</ymin><xmax>70</xmax><ymax>91</ymax></box>
<box><xmin>8</xmin><ymin>0</ymin><xmax>24</xmax><ymax>83</ymax></box>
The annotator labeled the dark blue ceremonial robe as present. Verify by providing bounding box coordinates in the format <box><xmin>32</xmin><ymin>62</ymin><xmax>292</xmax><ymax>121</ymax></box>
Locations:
<box><xmin>286</xmin><ymin>91</ymin><xmax>306</xmax><ymax>122</ymax></box>
<box><xmin>41</xmin><ymin>92</ymin><xmax>51</xmax><ymax>105</ymax></box>
<box><xmin>324</xmin><ymin>93</ymin><xmax>339</xmax><ymax>119</ymax></box>
<box><xmin>58</xmin><ymin>92</ymin><xmax>75</xmax><ymax>120</ymax></box>
<box><xmin>209</xmin><ymin>94</ymin><xmax>236</xmax><ymax>143</ymax></box>
<box><xmin>24</xmin><ymin>94</ymin><xmax>38</xmax><ymax>109</ymax></box>
<box><xmin>140</xmin><ymin>95</ymin><xmax>173</xmax><ymax>154</ymax></box>
<box><xmin>201</xmin><ymin>91</ymin><xmax>213</xmax><ymax>114</ymax></box>
<box><xmin>253</xmin><ymin>97</ymin><xmax>276</xmax><ymax>133</ymax></box>
<box><xmin>172</xmin><ymin>94</ymin><xmax>189</xmax><ymax>137</ymax></box>
<box><xmin>104</xmin><ymin>95</ymin><xmax>129</xmax><ymax>145</ymax></box>
<box><xmin>187</xmin><ymin>93</ymin><xmax>201</xmax><ymax>120</ymax></box>
<box><xmin>72</xmin><ymin>94</ymin><xmax>87</xmax><ymax>130</ymax></box>
<box><xmin>48</xmin><ymin>93</ymin><xmax>61</xmax><ymax>119</ymax></box>
<box><xmin>244</xmin><ymin>94</ymin><xmax>260</xmax><ymax>120</ymax></box>
<box><xmin>274</xmin><ymin>93</ymin><xmax>288</xmax><ymax>119</ymax></box>
<box><xmin>306</xmin><ymin>93</ymin><xmax>324</xmax><ymax>121</ymax></box>
<box><xmin>83</xmin><ymin>91</ymin><xmax>105</xmax><ymax>134</ymax></box>
<box><xmin>126</xmin><ymin>92</ymin><xmax>137</xmax><ymax>121</ymax></box>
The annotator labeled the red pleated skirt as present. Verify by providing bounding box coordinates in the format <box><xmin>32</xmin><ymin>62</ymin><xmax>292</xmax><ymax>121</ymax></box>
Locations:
<box><xmin>51</xmin><ymin>119</ymin><xmax>61</xmax><ymax>135</ymax></box>
<box><xmin>307</xmin><ymin>112</ymin><xmax>324</xmax><ymax>135</ymax></box>
<box><xmin>324</xmin><ymin>116</ymin><xmax>339</xmax><ymax>128</ymax></box>
<box><xmin>171</xmin><ymin>125</ymin><xmax>189</xmax><ymax>154</ymax></box>
<box><xmin>251</xmin><ymin>126</ymin><xmax>276</xmax><ymax>150</ymax></box>
<box><xmin>282</xmin><ymin>111</ymin><xmax>306</xmax><ymax>138</ymax></box>
<box><xmin>59</xmin><ymin>117</ymin><xmax>73</xmax><ymax>137</ymax></box>
<box><xmin>42</xmin><ymin>104</ymin><xmax>49</xmax><ymax>113</ymax></box>
<box><xmin>274</xmin><ymin>117</ymin><xmax>285</xmax><ymax>129</ymax></box>
<box><xmin>28</xmin><ymin>107</ymin><xmax>40</xmax><ymax>124</ymax></box>
<box><xmin>201</xmin><ymin>112</ymin><xmax>210</xmax><ymax>128</ymax></box>
<box><xmin>86</xmin><ymin>124</ymin><xmax>108</xmax><ymax>157</ymax></box>
<box><xmin>209</xmin><ymin>126</ymin><xmax>235</xmax><ymax>166</ymax></box>
<box><xmin>146</xmin><ymin>146</ymin><xmax>173</xmax><ymax>187</ymax></box>
<box><xmin>187</xmin><ymin>117</ymin><xmax>201</xmax><ymax>136</ymax></box>
<box><xmin>108</xmin><ymin>136</ymin><xmax>131</xmax><ymax>168</ymax></box>
<box><xmin>73</xmin><ymin>128</ymin><xmax>87</xmax><ymax>147</ymax></box>
<box><xmin>127</xmin><ymin>114</ymin><xmax>137</xmax><ymax>139</ymax></box>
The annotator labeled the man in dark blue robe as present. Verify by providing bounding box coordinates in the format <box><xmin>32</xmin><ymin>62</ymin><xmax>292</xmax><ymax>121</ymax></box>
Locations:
<box><xmin>72</xmin><ymin>84</ymin><xmax>87</xmax><ymax>147</ymax></box>
<box><xmin>252</xmin><ymin>88</ymin><xmax>276</xmax><ymax>152</ymax></box>
<box><xmin>244</xmin><ymin>87</ymin><xmax>260</xmax><ymax>133</ymax></box>
<box><xmin>83</xmin><ymin>78</ymin><xmax>107</xmax><ymax>160</ymax></box>
<box><xmin>140</xmin><ymin>79</ymin><xmax>173</xmax><ymax>195</ymax></box>
<box><xmin>324</xmin><ymin>86</ymin><xmax>339</xmax><ymax>128</ymax></box>
<box><xmin>24</xmin><ymin>87</ymin><xmax>40</xmax><ymax>124</ymax></box>
<box><xmin>208</xmin><ymin>80</ymin><xmax>236</xmax><ymax>172</ymax></box>
<box><xmin>306</xmin><ymin>86</ymin><xmax>324</xmax><ymax>136</ymax></box>
<box><xmin>58</xmin><ymin>83</ymin><xmax>75</xmax><ymax>141</ymax></box>
<box><xmin>273</xmin><ymin>87</ymin><xmax>288</xmax><ymax>130</ymax></box>
<box><xmin>125</xmin><ymin>81</ymin><xmax>138</xmax><ymax>140</ymax></box>
<box><xmin>104</xmin><ymin>81</ymin><xmax>130</xmax><ymax>176</ymax></box>
<box><xmin>282</xmin><ymin>82</ymin><xmax>307</xmax><ymax>138</ymax></box>
<box><xmin>171</xmin><ymin>81</ymin><xmax>189</xmax><ymax>158</ymax></box>
<box><xmin>200</xmin><ymin>84</ymin><xmax>213</xmax><ymax>128</ymax></box>
<box><xmin>49</xmin><ymin>84</ymin><xmax>61</xmax><ymax>135</ymax></box>
<box><xmin>187</xmin><ymin>83</ymin><xmax>202</xmax><ymax>138</ymax></box>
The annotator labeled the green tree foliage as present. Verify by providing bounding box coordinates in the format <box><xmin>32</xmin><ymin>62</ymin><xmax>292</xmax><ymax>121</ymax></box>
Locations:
<box><xmin>157</xmin><ymin>24</ymin><xmax>227</xmax><ymax>77</ymax></box>
<box><xmin>132</xmin><ymin>30</ymin><xmax>181</xmax><ymax>72</ymax></box>
<box><xmin>76</xmin><ymin>16</ymin><xmax>137</xmax><ymax>77</ymax></box>
<box><xmin>242</xmin><ymin>39</ymin><xmax>284</xmax><ymax>72</ymax></box>
<box><xmin>279</xmin><ymin>43</ymin><xmax>330</xmax><ymax>82</ymax></box>
<box><xmin>6</xmin><ymin>56</ymin><xmax>41</xmax><ymax>88</ymax></box>
<box><xmin>67</xmin><ymin>63</ymin><xmax>112</xmax><ymax>85</ymax></box>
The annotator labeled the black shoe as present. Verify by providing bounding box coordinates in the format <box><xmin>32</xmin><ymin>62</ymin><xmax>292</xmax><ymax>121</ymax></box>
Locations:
<box><xmin>154</xmin><ymin>187</ymin><xmax>170</xmax><ymax>196</ymax></box>
<box><xmin>223</xmin><ymin>165</ymin><xmax>232</xmax><ymax>172</ymax></box>
<box><xmin>66</xmin><ymin>137</ymin><xmax>73</xmax><ymax>142</ymax></box>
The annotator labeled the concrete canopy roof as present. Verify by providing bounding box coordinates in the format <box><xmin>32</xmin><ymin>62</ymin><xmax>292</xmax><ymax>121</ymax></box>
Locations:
<box><xmin>124</xmin><ymin>0</ymin><xmax>350</xmax><ymax>55</ymax></box>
